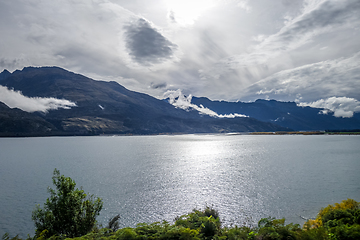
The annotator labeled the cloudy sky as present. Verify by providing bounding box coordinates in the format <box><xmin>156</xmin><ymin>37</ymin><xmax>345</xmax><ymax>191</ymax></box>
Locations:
<box><xmin>1</xmin><ymin>0</ymin><xmax>360</xmax><ymax>116</ymax></box>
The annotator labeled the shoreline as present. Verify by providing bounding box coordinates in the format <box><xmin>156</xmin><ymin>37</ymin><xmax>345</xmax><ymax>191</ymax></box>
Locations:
<box><xmin>1</xmin><ymin>131</ymin><xmax>360</xmax><ymax>138</ymax></box>
<box><xmin>249</xmin><ymin>131</ymin><xmax>360</xmax><ymax>135</ymax></box>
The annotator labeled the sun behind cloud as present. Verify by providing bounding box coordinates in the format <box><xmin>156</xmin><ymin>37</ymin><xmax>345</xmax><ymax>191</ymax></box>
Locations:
<box><xmin>166</xmin><ymin>0</ymin><xmax>217</xmax><ymax>25</ymax></box>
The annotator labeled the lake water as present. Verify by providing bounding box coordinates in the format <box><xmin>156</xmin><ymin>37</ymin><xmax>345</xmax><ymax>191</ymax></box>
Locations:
<box><xmin>0</xmin><ymin>134</ymin><xmax>359</xmax><ymax>238</ymax></box>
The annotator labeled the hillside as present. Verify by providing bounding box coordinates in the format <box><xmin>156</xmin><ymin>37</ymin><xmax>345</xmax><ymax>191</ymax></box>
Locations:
<box><xmin>0</xmin><ymin>102</ymin><xmax>58</xmax><ymax>137</ymax></box>
<box><xmin>0</xmin><ymin>67</ymin><xmax>289</xmax><ymax>136</ymax></box>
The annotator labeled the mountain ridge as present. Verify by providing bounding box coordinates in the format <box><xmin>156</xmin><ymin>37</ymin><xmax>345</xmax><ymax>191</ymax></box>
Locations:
<box><xmin>190</xmin><ymin>96</ymin><xmax>360</xmax><ymax>131</ymax></box>
<box><xmin>0</xmin><ymin>66</ymin><xmax>289</xmax><ymax>136</ymax></box>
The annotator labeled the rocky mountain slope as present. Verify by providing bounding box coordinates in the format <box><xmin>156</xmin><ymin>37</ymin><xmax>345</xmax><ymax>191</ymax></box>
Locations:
<box><xmin>0</xmin><ymin>67</ymin><xmax>289</xmax><ymax>136</ymax></box>
<box><xmin>0</xmin><ymin>102</ymin><xmax>58</xmax><ymax>137</ymax></box>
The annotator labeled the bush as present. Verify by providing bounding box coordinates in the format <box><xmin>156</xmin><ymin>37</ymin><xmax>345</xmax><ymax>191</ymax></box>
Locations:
<box><xmin>304</xmin><ymin>199</ymin><xmax>360</xmax><ymax>240</ymax></box>
<box><xmin>175</xmin><ymin>207</ymin><xmax>221</xmax><ymax>239</ymax></box>
<box><xmin>6</xmin><ymin>178</ymin><xmax>358</xmax><ymax>240</ymax></box>
<box><xmin>31</xmin><ymin>169</ymin><xmax>103</xmax><ymax>238</ymax></box>
<box><xmin>305</xmin><ymin>199</ymin><xmax>359</xmax><ymax>228</ymax></box>
<box><xmin>223</xmin><ymin>226</ymin><xmax>252</xmax><ymax>240</ymax></box>
<box><xmin>255</xmin><ymin>218</ymin><xmax>302</xmax><ymax>240</ymax></box>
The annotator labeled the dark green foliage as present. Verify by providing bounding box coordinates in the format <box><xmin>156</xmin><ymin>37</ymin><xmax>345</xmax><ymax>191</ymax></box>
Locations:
<box><xmin>321</xmin><ymin>209</ymin><xmax>360</xmax><ymax>240</ymax></box>
<box><xmin>323</xmin><ymin>209</ymin><xmax>360</xmax><ymax>227</ymax></box>
<box><xmin>31</xmin><ymin>169</ymin><xmax>103</xmax><ymax>238</ymax></box>
<box><xmin>203</xmin><ymin>206</ymin><xmax>220</xmax><ymax>220</ymax></box>
<box><xmin>116</xmin><ymin>227</ymin><xmax>138</xmax><ymax>240</ymax></box>
<box><xmin>160</xmin><ymin>226</ymin><xmax>200</xmax><ymax>240</ymax></box>
<box><xmin>115</xmin><ymin>221</ymin><xmax>200</xmax><ymax>240</ymax></box>
<box><xmin>223</xmin><ymin>226</ymin><xmax>252</xmax><ymax>240</ymax></box>
<box><xmin>297</xmin><ymin>226</ymin><xmax>328</xmax><ymax>240</ymax></box>
<box><xmin>255</xmin><ymin>218</ymin><xmax>302</xmax><ymax>240</ymax></box>
<box><xmin>106</xmin><ymin>214</ymin><xmax>120</xmax><ymax>232</ymax></box>
<box><xmin>175</xmin><ymin>207</ymin><xmax>221</xmax><ymax>239</ymax></box>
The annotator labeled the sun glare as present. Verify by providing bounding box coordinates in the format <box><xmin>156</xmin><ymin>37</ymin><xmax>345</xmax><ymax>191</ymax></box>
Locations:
<box><xmin>166</xmin><ymin>0</ymin><xmax>217</xmax><ymax>25</ymax></box>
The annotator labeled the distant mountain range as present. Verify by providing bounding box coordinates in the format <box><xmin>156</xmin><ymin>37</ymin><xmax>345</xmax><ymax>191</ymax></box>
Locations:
<box><xmin>190</xmin><ymin>97</ymin><xmax>360</xmax><ymax>131</ymax></box>
<box><xmin>0</xmin><ymin>67</ymin><xmax>290</xmax><ymax>136</ymax></box>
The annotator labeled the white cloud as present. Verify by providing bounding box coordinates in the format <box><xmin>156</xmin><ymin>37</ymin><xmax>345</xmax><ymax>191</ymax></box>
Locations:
<box><xmin>237</xmin><ymin>0</ymin><xmax>251</xmax><ymax>12</ymax></box>
<box><xmin>298</xmin><ymin>97</ymin><xmax>360</xmax><ymax>118</ymax></box>
<box><xmin>242</xmin><ymin>52</ymin><xmax>360</xmax><ymax>102</ymax></box>
<box><xmin>0</xmin><ymin>0</ymin><xmax>180</xmax><ymax>75</ymax></box>
<box><xmin>163</xmin><ymin>89</ymin><xmax>248</xmax><ymax>118</ymax></box>
<box><xmin>166</xmin><ymin>0</ymin><xmax>218</xmax><ymax>26</ymax></box>
<box><xmin>0</xmin><ymin>86</ymin><xmax>77</xmax><ymax>113</ymax></box>
<box><xmin>0</xmin><ymin>0</ymin><xmax>359</xmax><ymax>104</ymax></box>
<box><xmin>195</xmin><ymin>0</ymin><xmax>360</xmax><ymax>101</ymax></box>
<box><xmin>223</xmin><ymin>0</ymin><xmax>360</xmax><ymax>68</ymax></box>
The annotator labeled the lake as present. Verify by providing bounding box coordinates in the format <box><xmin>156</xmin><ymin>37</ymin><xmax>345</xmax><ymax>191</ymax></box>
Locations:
<box><xmin>0</xmin><ymin>134</ymin><xmax>359</xmax><ymax>238</ymax></box>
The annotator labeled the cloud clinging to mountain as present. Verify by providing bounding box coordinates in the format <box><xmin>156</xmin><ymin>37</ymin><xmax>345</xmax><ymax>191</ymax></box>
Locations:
<box><xmin>164</xmin><ymin>89</ymin><xmax>248</xmax><ymax>118</ymax></box>
<box><xmin>298</xmin><ymin>97</ymin><xmax>360</xmax><ymax>118</ymax></box>
<box><xmin>0</xmin><ymin>86</ymin><xmax>76</xmax><ymax>113</ymax></box>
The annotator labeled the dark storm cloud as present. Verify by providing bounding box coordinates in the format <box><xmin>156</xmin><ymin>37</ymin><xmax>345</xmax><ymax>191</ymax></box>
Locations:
<box><xmin>124</xmin><ymin>18</ymin><xmax>177</xmax><ymax>65</ymax></box>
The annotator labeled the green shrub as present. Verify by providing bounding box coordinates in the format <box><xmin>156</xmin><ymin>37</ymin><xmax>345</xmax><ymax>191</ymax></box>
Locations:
<box><xmin>304</xmin><ymin>199</ymin><xmax>360</xmax><ymax>240</ymax></box>
<box><xmin>175</xmin><ymin>207</ymin><xmax>221</xmax><ymax>239</ymax></box>
<box><xmin>305</xmin><ymin>199</ymin><xmax>359</xmax><ymax>228</ymax></box>
<box><xmin>223</xmin><ymin>226</ymin><xmax>252</xmax><ymax>240</ymax></box>
<box><xmin>31</xmin><ymin>169</ymin><xmax>103</xmax><ymax>238</ymax></box>
<box><xmin>116</xmin><ymin>228</ymin><xmax>138</xmax><ymax>240</ymax></box>
<box><xmin>322</xmin><ymin>209</ymin><xmax>360</xmax><ymax>240</ymax></box>
<box><xmin>255</xmin><ymin>218</ymin><xmax>302</xmax><ymax>240</ymax></box>
<box><xmin>161</xmin><ymin>226</ymin><xmax>200</xmax><ymax>240</ymax></box>
<box><xmin>6</xmin><ymin>177</ymin><xmax>359</xmax><ymax>240</ymax></box>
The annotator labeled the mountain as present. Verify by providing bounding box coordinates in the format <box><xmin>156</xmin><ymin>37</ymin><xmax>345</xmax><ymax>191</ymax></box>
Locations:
<box><xmin>0</xmin><ymin>101</ymin><xmax>59</xmax><ymax>137</ymax></box>
<box><xmin>190</xmin><ymin>97</ymin><xmax>360</xmax><ymax>131</ymax></box>
<box><xmin>0</xmin><ymin>69</ymin><xmax>11</xmax><ymax>81</ymax></box>
<box><xmin>0</xmin><ymin>67</ymin><xmax>289</xmax><ymax>136</ymax></box>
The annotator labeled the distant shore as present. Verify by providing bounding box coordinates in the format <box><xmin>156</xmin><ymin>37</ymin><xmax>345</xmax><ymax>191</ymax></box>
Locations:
<box><xmin>1</xmin><ymin>130</ymin><xmax>360</xmax><ymax>138</ymax></box>
<box><xmin>249</xmin><ymin>131</ymin><xmax>360</xmax><ymax>135</ymax></box>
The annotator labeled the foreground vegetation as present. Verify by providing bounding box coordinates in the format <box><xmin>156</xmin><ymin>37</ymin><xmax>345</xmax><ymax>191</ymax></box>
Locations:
<box><xmin>3</xmin><ymin>170</ymin><xmax>359</xmax><ymax>240</ymax></box>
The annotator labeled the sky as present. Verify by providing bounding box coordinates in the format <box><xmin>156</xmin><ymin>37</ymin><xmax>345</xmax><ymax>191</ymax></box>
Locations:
<box><xmin>1</xmin><ymin>0</ymin><xmax>360</xmax><ymax>117</ymax></box>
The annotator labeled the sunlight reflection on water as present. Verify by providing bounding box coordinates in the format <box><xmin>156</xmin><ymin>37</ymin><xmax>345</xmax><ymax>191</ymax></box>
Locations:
<box><xmin>1</xmin><ymin>134</ymin><xmax>360</xmax><ymax>237</ymax></box>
